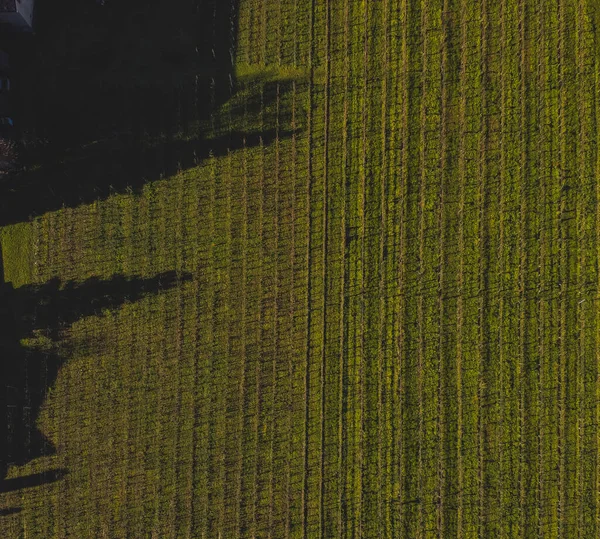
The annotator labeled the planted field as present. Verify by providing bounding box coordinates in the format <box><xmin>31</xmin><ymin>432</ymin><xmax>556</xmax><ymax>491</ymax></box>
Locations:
<box><xmin>1</xmin><ymin>0</ymin><xmax>600</xmax><ymax>537</ymax></box>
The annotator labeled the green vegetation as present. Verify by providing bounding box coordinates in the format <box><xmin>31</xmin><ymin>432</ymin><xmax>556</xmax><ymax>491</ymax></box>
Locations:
<box><xmin>1</xmin><ymin>0</ymin><xmax>600</xmax><ymax>537</ymax></box>
<box><xmin>0</xmin><ymin>223</ymin><xmax>34</xmax><ymax>288</ymax></box>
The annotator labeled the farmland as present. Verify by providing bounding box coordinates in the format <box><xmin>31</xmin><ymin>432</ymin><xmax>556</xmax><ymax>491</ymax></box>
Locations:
<box><xmin>1</xmin><ymin>0</ymin><xmax>600</xmax><ymax>537</ymax></box>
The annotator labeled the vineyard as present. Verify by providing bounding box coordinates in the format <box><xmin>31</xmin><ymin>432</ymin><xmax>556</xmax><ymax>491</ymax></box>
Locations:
<box><xmin>1</xmin><ymin>0</ymin><xmax>600</xmax><ymax>536</ymax></box>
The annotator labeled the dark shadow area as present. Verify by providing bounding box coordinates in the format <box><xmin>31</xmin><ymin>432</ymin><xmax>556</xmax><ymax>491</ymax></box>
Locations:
<box><xmin>0</xmin><ymin>507</ymin><xmax>21</xmax><ymax>516</ymax></box>
<box><xmin>0</xmin><ymin>127</ymin><xmax>297</xmax><ymax>226</ymax></box>
<box><xmin>226</xmin><ymin>80</ymin><xmax>300</xmax><ymax>119</ymax></box>
<box><xmin>0</xmin><ymin>0</ymin><xmax>305</xmax><ymax>225</ymax></box>
<box><xmin>0</xmin><ymin>250</ymin><xmax>190</xmax><ymax>493</ymax></box>
<box><xmin>16</xmin><ymin>270</ymin><xmax>190</xmax><ymax>341</ymax></box>
<box><xmin>0</xmin><ymin>469</ymin><xmax>67</xmax><ymax>494</ymax></box>
<box><xmin>0</xmin><ymin>0</ymin><xmax>302</xmax><ymax>508</ymax></box>
<box><xmin>4</xmin><ymin>0</ymin><xmax>240</xmax><ymax>140</ymax></box>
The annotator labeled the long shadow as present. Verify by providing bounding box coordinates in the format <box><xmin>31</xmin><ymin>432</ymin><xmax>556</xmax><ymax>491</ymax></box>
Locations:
<box><xmin>0</xmin><ymin>469</ymin><xmax>67</xmax><ymax>494</ymax></box>
<box><xmin>0</xmin><ymin>126</ymin><xmax>297</xmax><ymax>226</ymax></box>
<box><xmin>0</xmin><ymin>255</ymin><xmax>190</xmax><ymax>492</ymax></box>
<box><xmin>0</xmin><ymin>508</ymin><xmax>21</xmax><ymax>516</ymax></box>
<box><xmin>0</xmin><ymin>0</ymin><xmax>304</xmax><ymax>225</ymax></box>
<box><xmin>0</xmin><ymin>0</ymin><xmax>300</xmax><ymax>507</ymax></box>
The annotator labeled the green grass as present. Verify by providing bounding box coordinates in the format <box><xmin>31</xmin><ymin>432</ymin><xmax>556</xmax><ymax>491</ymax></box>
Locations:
<box><xmin>0</xmin><ymin>223</ymin><xmax>34</xmax><ymax>287</ymax></box>
<box><xmin>1</xmin><ymin>0</ymin><xmax>600</xmax><ymax>537</ymax></box>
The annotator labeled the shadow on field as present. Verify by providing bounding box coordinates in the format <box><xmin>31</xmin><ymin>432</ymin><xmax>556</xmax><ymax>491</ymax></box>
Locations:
<box><xmin>0</xmin><ymin>126</ymin><xmax>297</xmax><ymax>226</ymax></box>
<box><xmin>0</xmin><ymin>0</ymin><xmax>301</xmax><ymax>225</ymax></box>
<box><xmin>0</xmin><ymin>508</ymin><xmax>21</xmax><ymax>516</ymax></box>
<box><xmin>0</xmin><ymin>469</ymin><xmax>67</xmax><ymax>494</ymax></box>
<box><xmin>0</xmin><ymin>255</ymin><xmax>190</xmax><ymax>494</ymax></box>
<box><xmin>3</xmin><ymin>0</ymin><xmax>240</xmax><ymax>137</ymax></box>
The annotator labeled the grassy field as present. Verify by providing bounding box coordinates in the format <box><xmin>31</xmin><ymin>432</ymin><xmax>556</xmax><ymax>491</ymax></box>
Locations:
<box><xmin>1</xmin><ymin>0</ymin><xmax>600</xmax><ymax>536</ymax></box>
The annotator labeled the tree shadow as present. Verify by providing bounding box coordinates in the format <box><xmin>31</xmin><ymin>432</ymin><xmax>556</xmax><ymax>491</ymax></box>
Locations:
<box><xmin>0</xmin><ymin>0</ymin><xmax>301</xmax><ymax>226</ymax></box>
<box><xmin>0</xmin><ymin>0</ymin><xmax>303</xmax><ymax>508</ymax></box>
<box><xmin>3</xmin><ymin>0</ymin><xmax>240</xmax><ymax>140</ymax></box>
<box><xmin>0</xmin><ymin>247</ymin><xmax>191</xmax><ymax>494</ymax></box>
<box><xmin>0</xmin><ymin>469</ymin><xmax>67</xmax><ymax>494</ymax></box>
<box><xmin>0</xmin><ymin>507</ymin><xmax>21</xmax><ymax>517</ymax></box>
<box><xmin>0</xmin><ymin>126</ymin><xmax>298</xmax><ymax>226</ymax></box>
